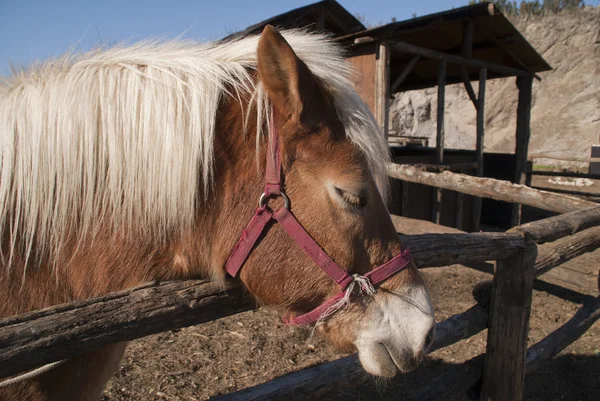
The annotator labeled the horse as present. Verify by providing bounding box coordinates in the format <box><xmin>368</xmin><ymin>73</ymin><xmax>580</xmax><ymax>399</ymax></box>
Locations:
<box><xmin>0</xmin><ymin>26</ymin><xmax>435</xmax><ymax>400</ymax></box>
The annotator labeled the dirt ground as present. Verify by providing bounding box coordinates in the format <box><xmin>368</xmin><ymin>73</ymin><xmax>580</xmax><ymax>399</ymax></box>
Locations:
<box><xmin>102</xmin><ymin>247</ymin><xmax>600</xmax><ymax>400</ymax></box>
<box><xmin>102</xmin><ymin>174</ymin><xmax>600</xmax><ymax>401</ymax></box>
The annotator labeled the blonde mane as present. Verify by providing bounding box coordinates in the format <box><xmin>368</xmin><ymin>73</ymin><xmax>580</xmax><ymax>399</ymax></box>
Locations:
<box><xmin>0</xmin><ymin>31</ymin><xmax>389</xmax><ymax>268</ymax></box>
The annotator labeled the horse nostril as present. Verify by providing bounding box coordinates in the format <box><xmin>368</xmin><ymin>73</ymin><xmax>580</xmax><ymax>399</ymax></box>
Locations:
<box><xmin>424</xmin><ymin>327</ymin><xmax>435</xmax><ymax>352</ymax></box>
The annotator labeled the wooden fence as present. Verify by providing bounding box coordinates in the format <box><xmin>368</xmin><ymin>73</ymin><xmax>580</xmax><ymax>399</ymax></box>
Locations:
<box><xmin>1</xmin><ymin>163</ymin><xmax>599</xmax><ymax>400</ymax></box>
<box><xmin>524</xmin><ymin>161</ymin><xmax>600</xmax><ymax>201</ymax></box>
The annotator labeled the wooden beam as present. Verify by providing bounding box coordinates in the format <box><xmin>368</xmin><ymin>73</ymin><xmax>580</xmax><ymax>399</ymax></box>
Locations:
<box><xmin>316</xmin><ymin>10</ymin><xmax>326</xmax><ymax>30</ymax></box>
<box><xmin>0</xmin><ymin>229</ymin><xmax>527</xmax><ymax>380</ymax></box>
<box><xmin>413</xmin><ymin>297</ymin><xmax>600</xmax><ymax>401</ymax></box>
<box><xmin>478</xmin><ymin>25</ymin><xmax>542</xmax><ymax>81</ymax></box>
<box><xmin>401</xmin><ymin>181</ymin><xmax>410</xmax><ymax>218</ymax></box>
<box><xmin>460</xmin><ymin>66</ymin><xmax>478</xmax><ymax>107</ymax></box>
<box><xmin>510</xmin><ymin>206</ymin><xmax>600</xmax><ymax>244</ymax></box>
<box><xmin>480</xmin><ymin>244</ymin><xmax>537</xmax><ymax>401</ymax></box>
<box><xmin>525</xmin><ymin>295</ymin><xmax>600</xmax><ymax>373</ymax></box>
<box><xmin>457</xmin><ymin>21</ymin><xmax>475</xmax><ymax>233</ymax></box>
<box><xmin>472</xmin><ymin>68</ymin><xmax>487</xmax><ymax>232</ymax></box>
<box><xmin>0</xmin><ymin>280</ymin><xmax>255</xmax><ymax>379</ymax></box>
<box><xmin>528</xmin><ymin>170</ymin><xmax>600</xmax><ymax>180</ymax></box>
<box><xmin>400</xmin><ymin>232</ymin><xmax>526</xmax><ymax>268</ymax></box>
<box><xmin>469</xmin><ymin>226</ymin><xmax>600</xmax><ymax>307</ymax></box>
<box><xmin>534</xmin><ymin>226</ymin><xmax>600</xmax><ymax>277</ymax></box>
<box><xmin>389</xmin><ymin>41</ymin><xmax>534</xmax><ymax>78</ymax></box>
<box><xmin>456</xmin><ymin>193</ymin><xmax>466</xmax><ymax>231</ymax></box>
<box><xmin>525</xmin><ymin>160</ymin><xmax>533</xmax><ymax>186</ymax></box>
<box><xmin>459</xmin><ymin>19</ymin><xmax>478</xmax><ymax>108</ymax></box>
<box><xmin>390</xmin><ymin>55</ymin><xmax>420</xmax><ymax>93</ymax></box>
<box><xmin>210</xmin><ymin>304</ymin><xmax>491</xmax><ymax>401</ymax></box>
<box><xmin>387</xmin><ymin>163</ymin><xmax>598</xmax><ymax>214</ymax></box>
<box><xmin>529</xmin><ymin>153</ymin><xmax>600</xmax><ymax>163</ymax></box>
<box><xmin>375</xmin><ymin>41</ymin><xmax>391</xmax><ymax>138</ymax></box>
<box><xmin>512</xmin><ymin>76</ymin><xmax>534</xmax><ymax>227</ymax></box>
<box><xmin>530</xmin><ymin>186</ymin><xmax>600</xmax><ymax>199</ymax></box>
<box><xmin>462</xmin><ymin>19</ymin><xmax>474</xmax><ymax>58</ymax></box>
<box><xmin>435</xmin><ymin>60</ymin><xmax>447</xmax><ymax>166</ymax></box>
<box><xmin>433</xmin><ymin>60</ymin><xmax>447</xmax><ymax>224</ymax></box>
<box><xmin>409</xmin><ymin>161</ymin><xmax>479</xmax><ymax>173</ymax></box>
<box><xmin>412</xmin><ymin>355</ymin><xmax>485</xmax><ymax>401</ymax></box>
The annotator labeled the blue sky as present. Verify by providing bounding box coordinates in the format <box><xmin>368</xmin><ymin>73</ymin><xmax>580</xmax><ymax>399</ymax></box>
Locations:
<box><xmin>0</xmin><ymin>0</ymin><xmax>598</xmax><ymax>75</ymax></box>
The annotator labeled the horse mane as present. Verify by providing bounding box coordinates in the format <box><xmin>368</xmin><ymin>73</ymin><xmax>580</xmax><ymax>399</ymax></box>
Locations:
<box><xmin>0</xmin><ymin>30</ymin><xmax>390</xmax><ymax>269</ymax></box>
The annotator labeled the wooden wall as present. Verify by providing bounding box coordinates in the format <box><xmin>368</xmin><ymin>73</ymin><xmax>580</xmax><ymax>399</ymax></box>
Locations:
<box><xmin>346</xmin><ymin>43</ymin><xmax>377</xmax><ymax>115</ymax></box>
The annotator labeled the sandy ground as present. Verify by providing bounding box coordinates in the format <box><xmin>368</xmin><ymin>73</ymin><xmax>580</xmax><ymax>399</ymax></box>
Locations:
<box><xmin>102</xmin><ymin>248</ymin><xmax>600</xmax><ymax>401</ymax></box>
<box><xmin>101</xmin><ymin>176</ymin><xmax>600</xmax><ymax>400</ymax></box>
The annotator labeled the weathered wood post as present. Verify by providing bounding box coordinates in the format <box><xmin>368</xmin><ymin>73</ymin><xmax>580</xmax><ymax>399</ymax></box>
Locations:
<box><xmin>511</xmin><ymin>75</ymin><xmax>534</xmax><ymax>227</ymax></box>
<box><xmin>480</xmin><ymin>243</ymin><xmax>537</xmax><ymax>401</ymax></box>
<box><xmin>472</xmin><ymin>68</ymin><xmax>487</xmax><ymax>232</ymax></box>
<box><xmin>433</xmin><ymin>60</ymin><xmax>447</xmax><ymax>224</ymax></box>
<box><xmin>375</xmin><ymin>41</ymin><xmax>391</xmax><ymax>139</ymax></box>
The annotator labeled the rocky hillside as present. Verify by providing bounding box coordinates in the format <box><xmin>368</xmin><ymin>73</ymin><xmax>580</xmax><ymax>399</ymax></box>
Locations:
<box><xmin>389</xmin><ymin>7</ymin><xmax>599</xmax><ymax>167</ymax></box>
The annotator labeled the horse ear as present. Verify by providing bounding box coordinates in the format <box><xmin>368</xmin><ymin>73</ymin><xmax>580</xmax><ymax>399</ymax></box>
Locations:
<box><xmin>257</xmin><ymin>25</ymin><xmax>317</xmax><ymax>121</ymax></box>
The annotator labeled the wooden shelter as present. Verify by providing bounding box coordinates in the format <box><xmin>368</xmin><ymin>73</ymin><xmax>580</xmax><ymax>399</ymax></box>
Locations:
<box><xmin>225</xmin><ymin>1</ymin><xmax>552</xmax><ymax>231</ymax></box>
<box><xmin>222</xmin><ymin>0</ymin><xmax>365</xmax><ymax>40</ymax></box>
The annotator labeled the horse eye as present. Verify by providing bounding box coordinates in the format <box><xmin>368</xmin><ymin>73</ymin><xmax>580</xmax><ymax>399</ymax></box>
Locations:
<box><xmin>334</xmin><ymin>187</ymin><xmax>368</xmax><ymax>209</ymax></box>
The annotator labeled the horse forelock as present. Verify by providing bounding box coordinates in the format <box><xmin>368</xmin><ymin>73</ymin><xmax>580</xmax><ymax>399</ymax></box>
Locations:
<box><xmin>0</xmin><ymin>30</ymin><xmax>389</xmax><ymax>271</ymax></box>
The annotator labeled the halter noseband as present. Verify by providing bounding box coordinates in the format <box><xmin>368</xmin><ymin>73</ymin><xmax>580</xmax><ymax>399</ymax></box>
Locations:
<box><xmin>225</xmin><ymin>108</ymin><xmax>412</xmax><ymax>326</ymax></box>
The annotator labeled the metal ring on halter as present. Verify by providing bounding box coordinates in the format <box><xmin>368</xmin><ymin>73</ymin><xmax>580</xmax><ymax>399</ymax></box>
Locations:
<box><xmin>259</xmin><ymin>191</ymin><xmax>290</xmax><ymax>209</ymax></box>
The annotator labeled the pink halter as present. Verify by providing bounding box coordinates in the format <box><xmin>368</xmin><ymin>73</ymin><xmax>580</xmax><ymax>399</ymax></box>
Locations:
<box><xmin>225</xmin><ymin>108</ymin><xmax>413</xmax><ymax>326</ymax></box>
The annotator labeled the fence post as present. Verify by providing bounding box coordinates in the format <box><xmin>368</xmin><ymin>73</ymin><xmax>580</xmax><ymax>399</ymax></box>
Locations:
<box><xmin>480</xmin><ymin>244</ymin><xmax>537</xmax><ymax>401</ymax></box>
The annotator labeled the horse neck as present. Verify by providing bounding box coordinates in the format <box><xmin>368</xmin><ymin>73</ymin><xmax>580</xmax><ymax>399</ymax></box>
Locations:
<box><xmin>0</xmin><ymin>93</ymin><xmax>263</xmax><ymax>317</ymax></box>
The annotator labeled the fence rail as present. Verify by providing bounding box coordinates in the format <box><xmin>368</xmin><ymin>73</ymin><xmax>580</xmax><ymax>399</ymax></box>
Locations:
<box><xmin>1</xmin><ymin>165</ymin><xmax>599</xmax><ymax>401</ymax></box>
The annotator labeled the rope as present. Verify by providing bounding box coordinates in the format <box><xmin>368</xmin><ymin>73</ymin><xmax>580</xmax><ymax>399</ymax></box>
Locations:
<box><xmin>311</xmin><ymin>274</ymin><xmax>376</xmax><ymax>335</ymax></box>
<box><xmin>0</xmin><ymin>360</ymin><xmax>66</xmax><ymax>388</ymax></box>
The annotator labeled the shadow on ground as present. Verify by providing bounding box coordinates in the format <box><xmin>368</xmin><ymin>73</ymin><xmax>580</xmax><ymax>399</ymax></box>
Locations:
<box><xmin>325</xmin><ymin>354</ymin><xmax>600</xmax><ymax>401</ymax></box>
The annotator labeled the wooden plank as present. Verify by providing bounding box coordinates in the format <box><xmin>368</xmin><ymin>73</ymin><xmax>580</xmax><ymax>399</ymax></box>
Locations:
<box><xmin>525</xmin><ymin>295</ymin><xmax>600</xmax><ymax>373</ymax></box>
<box><xmin>510</xmin><ymin>206</ymin><xmax>600</xmax><ymax>244</ymax></box>
<box><xmin>460</xmin><ymin>20</ymin><xmax>477</xmax><ymax>108</ymax></box>
<box><xmin>412</xmin><ymin>355</ymin><xmax>485</xmax><ymax>401</ymax></box>
<box><xmin>414</xmin><ymin>297</ymin><xmax>600</xmax><ymax>401</ymax></box>
<box><xmin>388</xmin><ymin>41</ymin><xmax>534</xmax><ymax>78</ymax></box>
<box><xmin>387</xmin><ymin>163</ymin><xmax>598</xmax><ymax>214</ymax></box>
<box><xmin>401</xmin><ymin>181</ymin><xmax>410</xmax><ymax>218</ymax></box>
<box><xmin>530</xmin><ymin>185</ymin><xmax>600</xmax><ymax>199</ymax></box>
<box><xmin>480</xmin><ymin>244</ymin><xmax>537</xmax><ymax>401</ymax></box>
<box><xmin>375</xmin><ymin>41</ymin><xmax>391</xmax><ymax>138</ymax></box>
<box><xmin>540</xmin><ymin>267</ymin><xmax>598</xmax><ymax>293</ymax></box>
<box><xmin>525</xmin><ymin>160</ymin><xmax>533</xmax><ymax>186</ymax></box>
<box><xmin>346</xmin><ymin>45</ymin><xmax>377</xmax><ymax>114</ymax></box>
<box><xmin>435</xmin><ymin>60</ymin><xmax>447</xmax><ymax>166</ymax></box>
<box><xmin>462</xmin><ymin>19</ymin><xmax>474</xmax><ymax>59</ymax></box>
<box><xmin>472</xmin><ymin>68</ymin><xmax>487</xmax><ymax>232</ymax></box>
<box><xmin>534</xmin><ymin>226</ymin><xmax>600</xmax><ymax>277</ymax></box>
<box><xmin>478</xmin><ymin>25</ymin><xmax>541</xmax><ymax>81</ymax></box>
<box><xmin>0</xmin><ymin>280</ymin><xmax>255</xmax><ymax>379</ymax></box>
<box><xmin>528</xmin><ymin>170</ymin><xmax>600</xmax><ymax>180</ymax></box>
<box><xmin>460</xmin><ymin>66</ymin><xmax>478</xmax><ymax>107</ymax></box>
<box><xmin>456</xmin><ymin>193</ymin><xmax>466</xmax><ymax>231</ymax></box>
<box><xmin>529</xmin><ymin>154</ymin><xmax>600</xmax><ymax>163</ymax></box>
<box><xmin>512</xmin><ymin>76</ymin><xmax>534</xmax><ymax>227</ymax></box>
<box><xmin>399</xmin><ymin>232</ymin><xmax>525</xmax><ymax>268</ymax></box>
<box><xmin>390</xmin><ymin>56</ymin><xmax>420</xmax><ymax>93</ymax></box>
<box><xmin>210</xmin><ymin>305</ymin><xmax>490</xmax><ymax>401</ymax></box>
<box><xmin>469</xmin><ymin>227</ymin><xmax>600</xmax><ymax>306</ymax></box>
<box><xmin>433</xmin><ymin>60</ymin><xmax>447</xmax><ymax>224</ymax></box>
<box><xmin>0</xmin><ymin>230</ymin><xmax>527</xmax><ymax>380</ymax></box>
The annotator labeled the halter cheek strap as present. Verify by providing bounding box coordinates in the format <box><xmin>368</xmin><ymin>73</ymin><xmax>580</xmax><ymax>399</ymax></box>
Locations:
<box><xmin>225</xmin><ymin>108</ymin><xmax>413</xmax><ymax>326</ymax></box>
